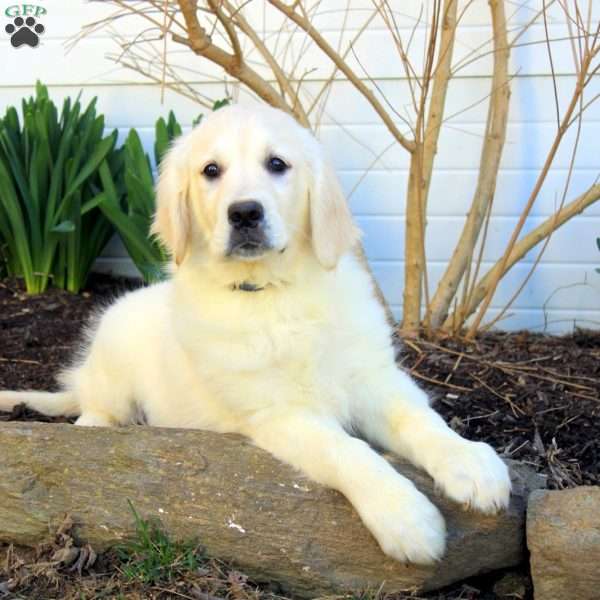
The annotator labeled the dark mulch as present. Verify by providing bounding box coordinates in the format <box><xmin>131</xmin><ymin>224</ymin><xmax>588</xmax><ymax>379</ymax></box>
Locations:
<box><xmin>395</xmin><ymin>330</ymin><xmax>599</xmax><ymax>489</ymax></box>
<box><xmin>0</xmin><ymin>275</ymin><xmax>138</xmax><ymax>397</ymax></box>
<box><xmin>1</xmin><ymin>275</ymin><xmax>599</xmax><ymax>599</ymax></box>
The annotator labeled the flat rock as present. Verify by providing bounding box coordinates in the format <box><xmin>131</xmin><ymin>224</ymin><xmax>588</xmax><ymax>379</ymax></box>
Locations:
<box><xmin>0</xmin><ymin>422</ymin><xmax>541</xmax><ymax>597</ymax></box>
<box><xmin>528</xmin><ymin>487</ymin><xmax>600</xmax><ymax>600</ymax></box>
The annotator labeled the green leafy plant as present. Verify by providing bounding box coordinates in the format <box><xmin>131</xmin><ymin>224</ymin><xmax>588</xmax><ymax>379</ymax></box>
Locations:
<box><xmin>0</xmin><ymin>81</ymin><xmax>117</xmax><ymax>293</ymax></box>
<box><xmin>96</xmin><ymin>111</ymin><xmax>184</xmax><ymax>283</ymax></box>
<box><xmin>116</xmin><ymin>500</ymin><xmax>203</xmax><ymax>585</ymax></box>
<box><xmin>97</xmin><ymin>99</ymin><xmax>229</xmax><ymax>283</ymax></box>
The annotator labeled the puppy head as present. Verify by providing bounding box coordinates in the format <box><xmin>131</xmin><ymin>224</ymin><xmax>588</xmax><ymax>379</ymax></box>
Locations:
<box><xmin>152</xmin><ymin>104</ymin><xmax>360</xmax><ymax>270</ymax></box>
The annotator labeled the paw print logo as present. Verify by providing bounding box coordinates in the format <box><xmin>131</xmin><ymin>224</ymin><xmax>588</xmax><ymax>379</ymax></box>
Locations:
<box><xmin>5</xmin><ymin>16</ymin><xmax>45</xmax><ymax>48</ymax></box>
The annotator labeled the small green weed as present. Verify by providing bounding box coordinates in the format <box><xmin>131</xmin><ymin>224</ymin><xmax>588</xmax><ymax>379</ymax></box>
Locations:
<box><xmin>116</xmin><ymin>499</ymin><xmax>203</xmax><ymax>585</ymax></box>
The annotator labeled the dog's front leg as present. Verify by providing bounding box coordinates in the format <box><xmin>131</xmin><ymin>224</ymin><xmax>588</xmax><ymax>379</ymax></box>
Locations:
<box><xmin>242</xmin><ymin>410</ymin><xmax>446</xmax><ymax>564</ymax></box>
<box><xmin>351</xmin><ymin>366</ymin><xmax>511</xmax><ymax>514</ymax></box>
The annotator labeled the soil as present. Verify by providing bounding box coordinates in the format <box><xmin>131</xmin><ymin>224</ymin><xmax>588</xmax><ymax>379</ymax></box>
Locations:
<box><xmin>395</xmin><ymin>329</ymin><xmax>600</xmax><ymax>489</ymax></box>
<box><xmin>0</xmin><ymin>275</ymin><xmax>138</xmax><ymax>408</ymax></box>
<box><xmin>1</xmin><ymin>275</ymin><xmax>599</xmax><ymax>599</ymax></box>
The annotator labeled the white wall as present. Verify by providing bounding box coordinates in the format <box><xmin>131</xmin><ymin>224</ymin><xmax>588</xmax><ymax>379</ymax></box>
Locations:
<box><xmin>1</xmin><ymin>0</ymin><xmax>599</xmax><ymax>332</ymax></box>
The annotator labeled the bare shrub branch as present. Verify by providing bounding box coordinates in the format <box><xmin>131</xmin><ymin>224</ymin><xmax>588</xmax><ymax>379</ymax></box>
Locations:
<box><xmin>425</xmin><ymin>0</ymin><xmax>510</xmax><ymax>331</ymax></box>
<box><xmin>79</xmin><ymin>0</ymin><xmax>600</xmax><ymax>337</ymax></box>
<box><xmin>266</xmin><ymin>0</ymin><xmax>416</xmax><ymax>153</ymax></box>
<box><xmin>444</xmin><ymin>183</ymin><xmax>600</xmax><ymax>332</ymax></box>
<box><xmin>464</xmin><ymin>24</ymin><xmax>600</xmax><ymax>337</ymax></box>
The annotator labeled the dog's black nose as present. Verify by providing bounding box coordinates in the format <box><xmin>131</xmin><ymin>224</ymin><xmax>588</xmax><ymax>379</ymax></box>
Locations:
<box><xmin>228</xmin><ymin>201</ymin><xmax>264</xmax><ymax>230</ymax></box>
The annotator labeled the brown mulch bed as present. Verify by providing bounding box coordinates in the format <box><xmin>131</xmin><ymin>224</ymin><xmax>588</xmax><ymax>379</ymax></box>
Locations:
<box><xmin>396</xmin><ymin>330</ymin><xmax>599</xmax><ymax>489</ymax></box>
<box><xmin>0</xmin><ymin>276</ymin><xmax>138</xmax><ymax>404</ymax></box>
<box><xmin>1</xmin><ymin>275</ymin><xmax>598</xmax><ymax>599</ymax></box>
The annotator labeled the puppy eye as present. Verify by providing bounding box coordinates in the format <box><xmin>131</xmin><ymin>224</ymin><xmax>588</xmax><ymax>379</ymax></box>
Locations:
<box><xmin>202</xmin><ymin>162</ymin><xmax>221</xmax><ymax>180</ymax></box>
<box><xmin>266</xmin><ymin>156</ymin><xmax>289</xmax><ymax>174</ymax></box>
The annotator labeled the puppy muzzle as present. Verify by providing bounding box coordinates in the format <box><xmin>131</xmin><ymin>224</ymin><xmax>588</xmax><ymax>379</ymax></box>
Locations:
<box><xmin>227</xmin><ymin>200</ymin><xmax>272</xmax><ymax>258</ymax></box>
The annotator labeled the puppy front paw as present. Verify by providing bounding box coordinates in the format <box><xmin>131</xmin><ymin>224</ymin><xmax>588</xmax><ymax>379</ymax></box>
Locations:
<box><xmin>432</xmin><ymin>440</ymin><xmax>511</xmax><ymax>514</ymax></box>
<box><xmin>358</xmin><ymin>486</ymin><xmax>447</xmax><ymax>564</ymax></box>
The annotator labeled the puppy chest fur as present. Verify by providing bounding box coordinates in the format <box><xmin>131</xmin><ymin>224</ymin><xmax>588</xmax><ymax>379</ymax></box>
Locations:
<box><xmin>168</xmin><ymin>265</ymin><xmax>365</xmax><ymax>422</ymax></box>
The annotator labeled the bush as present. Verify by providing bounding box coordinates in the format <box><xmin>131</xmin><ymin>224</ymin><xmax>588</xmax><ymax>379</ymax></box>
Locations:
<box><xmin>98</xmin><ymin>101</ymin><xmax>228</xmax><ymax>283</ymax></box>
<box><xmin>96</xmin><ymin>112</ymin><xmax>183</xmax><ymax>283</ymax></box>
<box><xmin>0</xmin><ymin>86</ymin><xmax>228</xmax><ymax>290</ymax></box>
<box><xmin>0</xmin><ymin>82</ymin><xmax>117</xmax><ymax>293</ymax></box>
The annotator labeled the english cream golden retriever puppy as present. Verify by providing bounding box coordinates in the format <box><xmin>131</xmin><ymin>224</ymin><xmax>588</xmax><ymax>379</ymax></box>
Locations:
<box><xmin>0</xmin><ymin>104</ymin><xmax>511</xmax><ymax>564</ymax></box>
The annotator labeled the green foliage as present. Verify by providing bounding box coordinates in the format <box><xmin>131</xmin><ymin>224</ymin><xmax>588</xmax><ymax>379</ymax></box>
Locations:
<box><xmin>97</xmin><ymin>98</ymin><xmax>230</xmax><ymax>284</ymax></box>
<box><xmin>116</xmin><ymin>500</ymin><xmax>203</xmax><ymax>585</ymax></box>
<box><xmin>96</xmin><ymin>111</ymin><xmax>185</xmax><ymax>283</ymax></box>
<box><xmin>212</xmin><ymin>97</ymin><xmax>231</xmax><ymax>112</ymax></box>
<box><xmin>155</xmin><ymin>109</ymin><xmax>182</xmax><ymax>166</ymax></box>
<box><xmin>0</xmin><ymin>88</ymin><xmax>231</xmax><ymax>290</ymax></box>
<box><xmin>0</xmin><ymin>81</ymin><xmax>117</xmax><ymax>293</ymax></box>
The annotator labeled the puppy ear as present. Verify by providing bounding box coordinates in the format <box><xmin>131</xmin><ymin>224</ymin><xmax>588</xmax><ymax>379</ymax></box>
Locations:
<box><xmin>309</xmin><ymin>147</ymin><xmax>361</xmax><ymax>269</ymax></box>
<box><xmin>151</xmin><ymin>135</ymin><xmax>191</xmax><ymax>266</ymax></box>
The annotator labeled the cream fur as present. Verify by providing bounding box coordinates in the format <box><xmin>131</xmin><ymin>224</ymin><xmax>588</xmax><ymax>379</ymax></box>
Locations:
<box><xmin>0</xmin><ymin>105</ymin><xmax>511</xmax><ymax>564</ymax></box>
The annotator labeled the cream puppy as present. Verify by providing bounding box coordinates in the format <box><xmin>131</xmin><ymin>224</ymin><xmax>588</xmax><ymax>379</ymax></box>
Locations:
<box><xmin>0</xmin><ymin>104</ymin><xmax>511</xmax><ymax>564</ymax></box>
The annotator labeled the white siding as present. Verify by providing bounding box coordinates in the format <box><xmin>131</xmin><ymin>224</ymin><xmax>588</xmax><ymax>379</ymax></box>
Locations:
<box><xmin>1</xmin><ymin>0</ymin><xmax>599</xmax><ymax>332</ymax></box>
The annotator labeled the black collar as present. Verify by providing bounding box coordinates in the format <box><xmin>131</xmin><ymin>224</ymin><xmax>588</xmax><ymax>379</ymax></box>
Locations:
<box><xmin>231</xmin><ymin>281</ymin><xmax>265</xmax><ymax>292</ymax></box>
